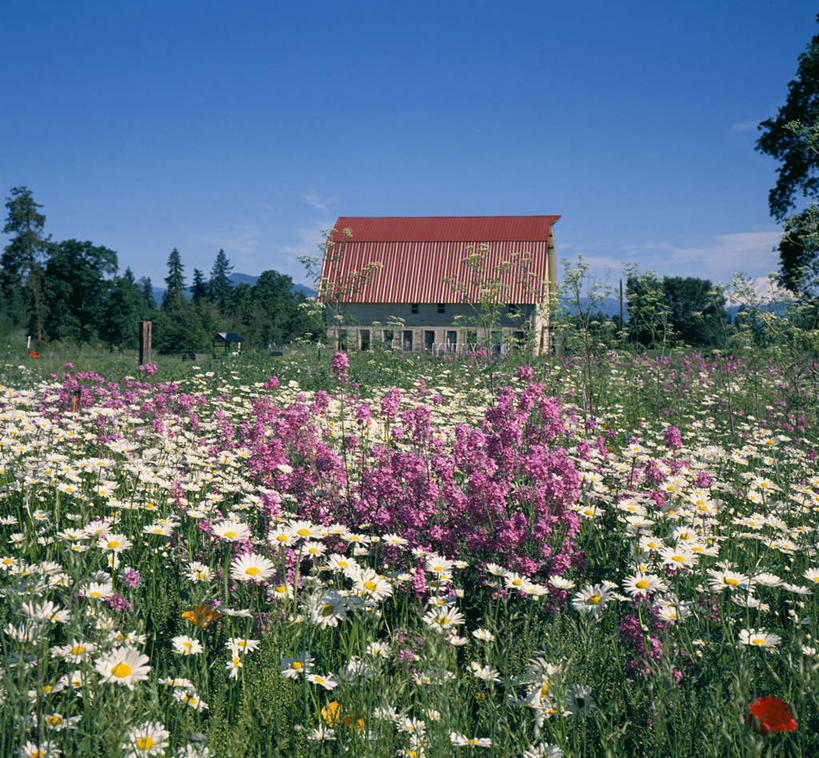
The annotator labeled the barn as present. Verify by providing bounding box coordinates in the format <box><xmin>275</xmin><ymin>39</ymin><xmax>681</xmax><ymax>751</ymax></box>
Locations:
<box><xmin>318</xmin><ymin>215</ymin><xmax>560</xmax><ymax>355</ymax></box>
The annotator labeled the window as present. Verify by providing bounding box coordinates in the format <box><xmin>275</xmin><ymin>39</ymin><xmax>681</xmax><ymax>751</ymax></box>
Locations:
<box><xmin>425</xmin><ymin>330</ymin><xmax>435</xmax><ymax>351</ymax></box>
<box><xmin>411</xmin><ymin>303</ymin><xmax>419</xmax><ymax>314</ymax></box>
<box><xmin>437</xmin><ymin>303</ymin><xmax>445</xmax><ymax>313</ymax></box>
<box><xmin>383</xmin><ymin>329</ymin><xmax>394</xmax><ymax>349</ymax></box>
<box><xmin>508</xmin><ymin>303</ymin><xmax>518</xmax><ymax>315</ymax></box>
<box><xmin>403</xmin><ymin>330</ymin><xmax>413</xmax><ymax>351</ymax></box>
<box><xmin>360</xmin><ymin>330</ymin><xmax>370</xmax><ymax>351</ymax></box>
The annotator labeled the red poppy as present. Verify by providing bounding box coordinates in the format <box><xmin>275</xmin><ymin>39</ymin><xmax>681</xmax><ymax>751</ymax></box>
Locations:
<box><xmin>747</xmin><ymin>697</ymin><xmax>797</xmax><ymax>735</ymax></box>
<box><xmin>28</xmin><ymin>351</ymin><xmax>40</xmax><ymax>358</ymax></box>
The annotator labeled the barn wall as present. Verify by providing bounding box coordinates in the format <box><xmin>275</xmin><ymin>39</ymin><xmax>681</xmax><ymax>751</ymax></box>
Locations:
<box><xmin>329</xmin><ymin>303</ymin><xmax>535</xmax><ymax>328</ymax></box>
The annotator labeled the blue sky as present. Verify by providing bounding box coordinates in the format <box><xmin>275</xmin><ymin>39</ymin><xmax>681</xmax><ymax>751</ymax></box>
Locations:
<box><xmin>1</xmin><ymin>1</ymin><xmax>816</xmax><ymax>295</ymax></box>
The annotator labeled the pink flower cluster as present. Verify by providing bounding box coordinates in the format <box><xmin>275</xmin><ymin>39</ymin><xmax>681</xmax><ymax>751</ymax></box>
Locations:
<box><xmin>244</xmin><ymin>374</ymin><xmax>582</xmax><ymax>577</ymax></box>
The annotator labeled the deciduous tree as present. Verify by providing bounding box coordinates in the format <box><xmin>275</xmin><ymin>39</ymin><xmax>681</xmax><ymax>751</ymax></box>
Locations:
<box><xmin>43</xmin><ymin>239</ymin><xmax>118</xmax><ymax>342</ymax></box>
<box><xmin>756</xmin><ymin>16</ymin><xmax>819</xmax><ymax>297</ymax></box>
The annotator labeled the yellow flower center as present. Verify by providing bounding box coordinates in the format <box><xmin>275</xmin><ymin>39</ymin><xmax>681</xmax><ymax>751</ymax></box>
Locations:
<box><xmin>245</xmin><ymin>566</ymin><xmax>260</xmax><ymax>576</ymax></box>
<box><xmin>438</xmin><ymin>616</ymin><xmax>450</xmax><ymax>625</ymax></box>
<box><xmin>71</xmin><ymin>645</ymin><xmax>85</xmax><ymax>655</ymax></box>
<box><xmin>137</xmin><ymin>736</ymin><xmax>155</xmax><ymax>749</ymax></box>
<box><xmin>274</xmin><ymin>585</ymin><xmax>287</xmax><ymax>594</ymax></box>
<box><xmin>297</xmin><ymin>528</ymin><xmax>311</xmax><ymax>536</ymax></box>
<box><xmin>223</xmin><ymin>531</ymin><xmax>237</xmax><ymax>539</ymax></box>
<box><xmin>540</xmin><ymin>682</ymin><xmax>549</xmax><ymax>697</ymax></box>
<box><xmin>587</xmin><ymin>594</ymin><xmax>602</xmax><ymax>605</ymax></box>
<box><xmin>47</xmin><ymin>715</ymin><xmax>62</xmax><ymax>725</ymax></box>
<box><xmin>725</xmin><ymin>578</ymin><xmax>739</xmax><ymax>586</ymax></box>
<box><xmin>322</xmin><ymin>604</ymin><xmax>334</xmax><ymax>616</ymax></box>
<box><xmin>751</xmin><ymin>638</ymin><xmax>766</xmax><ymax>646</ymax></box>
<box><xmin>107</xmin><ymin>540</ymin><xmax>120</xmax><ymax>549</ymax></box>
<box><xmin>292</xmin><ymin>661</ymin><xmax>303</xmax><ymax>669</ymax></box>
<box><xmin>276</xmin><ymin>534</ymin><xmax>288</xmax><ymax>542</ymax></box>
<box><xmin>363</xmin><ymin>580</ymin><xmax>377</xmax><ymax>592</ymax></box>
<box><xmin>111</xmin><ymin>663</ymin><xmax>132</xmax><ymax>678</ymax></box>
<box><xmin>671</xmin><ymin>555</ymin><xmax>685</xmax><ymax>563</ymax></box>
<box><xmin>636</xmin><ymin>580</ymin><xmax>650</xmax><ymax>589</ymax></box>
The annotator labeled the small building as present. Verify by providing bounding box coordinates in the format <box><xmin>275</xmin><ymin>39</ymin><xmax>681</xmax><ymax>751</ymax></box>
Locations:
<box><xmin>213</xmin><ymin>332</ymin><xmax>243</xmax><ymax>354</ymax></box>
<box><xmin>318</xmin><ymin>215</ymin><xmax>560</xmax><ymax>355</ymax></box>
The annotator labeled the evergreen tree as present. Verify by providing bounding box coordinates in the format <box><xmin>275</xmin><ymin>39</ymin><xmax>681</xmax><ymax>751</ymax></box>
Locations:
<box><xmin>140</xmin><ymin>276</ymin><xmax>156</xmax><ymax>310</ymax></box>
<box><xmin>208</xmin><ymin>249</ymin><xmax>234</xmax><ymax>312</ymax></box>
<box><xmin>1</xmin><ymin>186</ymin><xmax>51</xmax><ymax>339</ymax></box>
<box><xmin>162</xmin><ymin>248</ymin><xmax>185</xmax><ymax>309</ymax></box>
<box><xmin>191</xmin><ymin>268</ymin><xmax>208</xmax><ymax>304</ymax></box>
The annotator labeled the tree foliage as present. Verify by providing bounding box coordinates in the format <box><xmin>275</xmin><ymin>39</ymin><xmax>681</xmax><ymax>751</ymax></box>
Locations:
<box><xmin>162</xmin><ymin>248</ymin><xmax>185</xmax><ymax>309</ymax></box>
<box><xmin>661</xmin><ymin>276</ymin><xmax>726</xmax><ymax>347</ymax></box>
<box><xmin>208</xmin><ymin>249</ymin><xmax>233</xmax><ymax>311</ymax></box>
<box><xmin>624</xmin><ymin>272</ymin><xmax>726</xmax><ymax>348</ymax></box>
<box><xmin>756</xmin><ymin>16</ymin><xmax>819</xmax><ymax>296</ymax></box>
<box><xmin>1</xmin><ymin>186</ymin><xmax>51</xmax><ymax>339</ymax></box>
<box><xmin>43</xmin><ymin>239</ymin><xmax>118</xmax><ymax>342</ymax></box>
<box><xmin>101</xmin><ymin>268</ymin><xmax>145</xmax><ymax>349</ymax></box>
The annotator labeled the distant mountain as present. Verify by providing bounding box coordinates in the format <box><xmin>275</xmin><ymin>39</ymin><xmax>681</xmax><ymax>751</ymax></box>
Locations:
<box><xmin>293</xmin><ymin>283</ymin><xmax>317</xmax><ymax>298</ymax></box>
<box><xmin>561</xmin><ymin>297</ymin><xmax>789</xmax><ymax>323</ymax></box>
<box><xmin>560</xmin><ymin>295</ymin><xmax>622</xmax><ymax>318</ymax></box>
<box><xmin>229</xmin><ymin>272</ymin><xmax>259</xmax><ymax>287</ymax></box>
<box><xmin>147</xmin><ymin>273</ymin><xmax>316</xmax><ymax>304</ymax></box>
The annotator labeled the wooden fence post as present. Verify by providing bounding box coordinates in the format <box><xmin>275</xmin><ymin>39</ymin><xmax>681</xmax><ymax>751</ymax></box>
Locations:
<box><xmin>139</xmin><ymin>321</ymin><xmax>152</xmax><ymax>366</ymax></box>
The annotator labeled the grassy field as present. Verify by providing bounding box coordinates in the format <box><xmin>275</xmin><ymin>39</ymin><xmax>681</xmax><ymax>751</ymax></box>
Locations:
<box><xmin>0</xmin><ymin>341</ymin><xmax>817</xmax><ymax>756</ymax></box>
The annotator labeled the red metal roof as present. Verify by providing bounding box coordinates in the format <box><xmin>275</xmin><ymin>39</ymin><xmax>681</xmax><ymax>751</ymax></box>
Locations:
<box><xmin>330</xmin><ymin>215</ymin><xmax>560</xmax><ymax>242</ymax></box>
<box><xmin>321</xmin><ymin>216</ymin><xmax>559</xmax><ymax>304</ymax></box>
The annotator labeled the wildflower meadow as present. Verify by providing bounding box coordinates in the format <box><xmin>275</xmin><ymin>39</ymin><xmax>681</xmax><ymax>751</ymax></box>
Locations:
<box><xmin>1</xmin><ymin>342</ymin><xmax>817</xmax><ymax>757</ymax></box>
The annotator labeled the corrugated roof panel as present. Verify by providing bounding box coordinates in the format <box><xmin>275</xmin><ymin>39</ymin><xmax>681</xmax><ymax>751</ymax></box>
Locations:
<box><xmin>320</xmin><ymin>237</ymin><xmax>555</xmax><ymax>304</ymax></box>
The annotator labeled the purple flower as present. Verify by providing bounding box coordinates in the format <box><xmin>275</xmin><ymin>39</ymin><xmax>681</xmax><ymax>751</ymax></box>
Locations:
<box><xmin>516</xmin><ymin>365</ymin><xmax>533</xmax><ymax>380</ymax></box>
<box><xmin>331</xmin><ymin>352</ymin><xmax>349</xmax><ymax>383</ymax></box>
<box><xmin>663</xmin><ymin>425</ymin><xmax>682</xmax><ymax>450</ymax></box>
<box><xmin>121</xmin><ymin>569</ymin><xmax>141</xmax><ymax>589</ymax></box>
